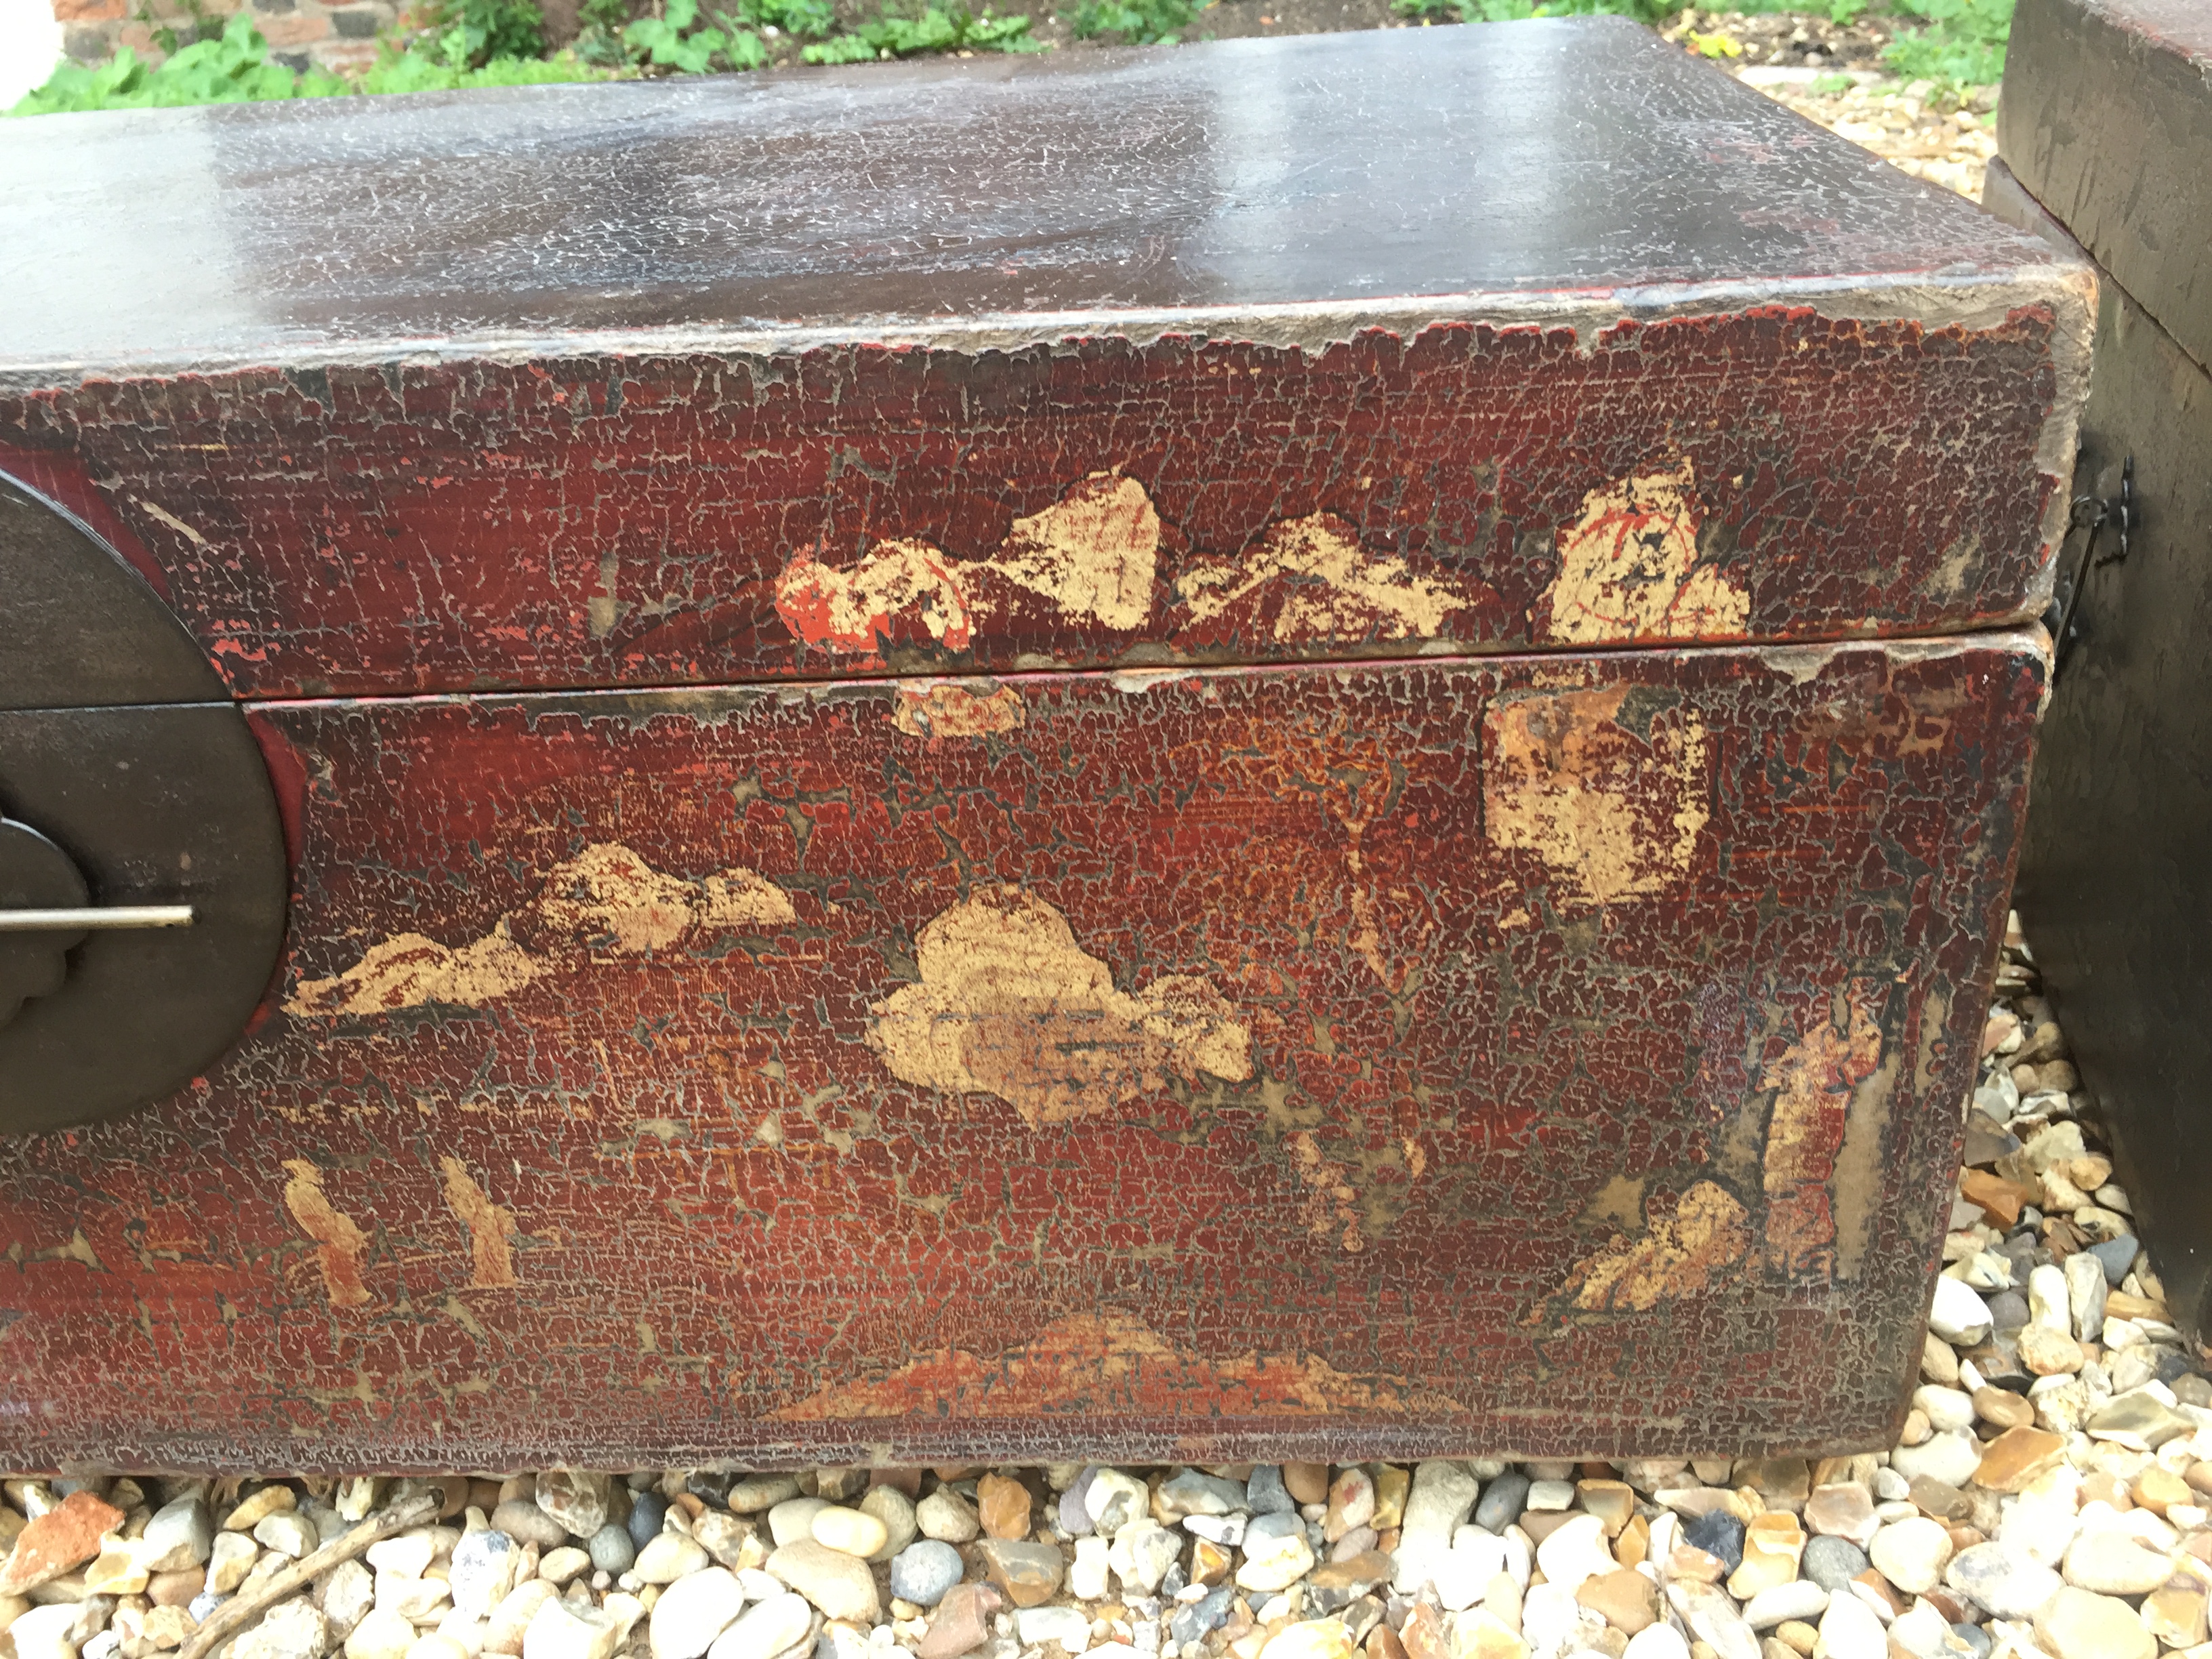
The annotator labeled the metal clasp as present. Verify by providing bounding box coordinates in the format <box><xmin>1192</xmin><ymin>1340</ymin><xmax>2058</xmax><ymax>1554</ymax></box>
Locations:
<box><xmin>2048</xmin><ymin>455</ymin><xmax>2135</xmax><ymax>680</ymax></box>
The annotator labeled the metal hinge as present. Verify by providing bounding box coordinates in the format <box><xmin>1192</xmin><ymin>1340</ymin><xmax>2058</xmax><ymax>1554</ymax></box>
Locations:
<box><xmin>2047</xmin><ymin>456</ymin><xmax>2135</xmax><ymax>680</ymax></box>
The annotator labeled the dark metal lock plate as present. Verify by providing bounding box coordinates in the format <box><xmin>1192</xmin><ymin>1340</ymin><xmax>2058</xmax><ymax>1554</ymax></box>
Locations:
<box><xmin>0</xmin><ymin>472</ymin><xmax>287</xmax><ymax>1135</ymax></box>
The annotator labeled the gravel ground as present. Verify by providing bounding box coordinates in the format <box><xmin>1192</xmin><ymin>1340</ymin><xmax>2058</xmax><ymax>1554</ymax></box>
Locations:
<box><xmin>0</xmin><ymin>920</ymin><xmax>2193</xmax><ymax>1659</ymax></box>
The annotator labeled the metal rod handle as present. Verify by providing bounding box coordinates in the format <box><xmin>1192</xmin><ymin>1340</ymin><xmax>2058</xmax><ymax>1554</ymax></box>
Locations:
<box><xmin>0</xmin><ymin>905</ymin><xmax>195</xmax><ymax>933</ymax></box>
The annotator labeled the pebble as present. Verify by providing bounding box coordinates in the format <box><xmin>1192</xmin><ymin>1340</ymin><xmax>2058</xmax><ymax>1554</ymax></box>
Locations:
<box><xmin>1067</xmin><ymin>1536</ymin><xmax>1110</xmax><ymax>1602</ymax></box>
<box><xmin>524</xmin><ymin>1597</ymin><xmax>624</xmax><ymax>1659</ymax></box>
<box><xmin>237</xmin><ymin>1599</ymin><xmax>331</xmax><ymax>1659</ymax></box>
<box><xmin>488</xmin><ymin>1583</ymin><xmax>560</xmax><ymax>1656</ymax></box>
<box><xmin>808</xmin><ymin>1511</ymin><xmax>887</xmax><ymax>1561</ymax></box>
<box><xmin>704</xmin><ymin>1593</ymin><xmax>811</xmax><ymax>1659</ymax></box>
<box><xmin>539</xmin><ymin>1549</ymin><xmax>592</xmax><ymax>1589</ymax></box>
<box><xmin>2034</xmin><ymin>1587</ymin><xmax>2156</xmax><ymax>1659</ymax></box>
<box><xmin>1160</xmin><ymin>1471</ymin><xmax>1247</xmax><ymax>1522</ymax></box>
<box><xmin>1258</xmin><ymin>1619</ymin><xmax>1357</xmax><ymax>1659</ymax></box>
<box><xmin>535</xmin><ymin>1475</ymin><xmax>612</xmax><ymax>1543</ymax></box>
<box><xmin>453</xmin><ymin>1528</ymin><xmax>521</xmax><ymax>1617</ymax></box>
<box><xmin>1110</xmin><ymin>1520</ymin><xmax>1181</xmax><ymax>1595</ymax></box>
<box><xmin>1169</xmin><ymin>1585</ymin><xmax>1234</xmax><ymax>1647</ymax></box>
<box><xmin>726</xmin><ymin>1479</ymin><xmax>799</xmax><ymax>1518</ymax></box>
<box><xmin>914</xmin><ymin>1494</ymin><xmax>977</xmax><ymax>1546</ymax></box>
<box><xmin>1084</xmin><ymin>1472</ymin><xmax>1147</xmax><ymax>1537</ymax></box>
<box><xmin>1740</xmin><ymin>1582</ymin><xmax>1826</xmax><ymax>1631</ymax></box>
<box><xmin>255</xmin><ymin>1513</ymin><xmax>316</xmax><ymax>1559</ymax></box>
<box><xmin>208</xmin><ymin>1530</ymin><xmax>258</xmax><ymax>1593</ymax></box>
<box><xmin>2060</xmin><ymin>1530</ymin><xmax>2173</xmax><ymax>1595</ymax></box>
<box><xmin>975</xmin><ymin>1538</ymin><xmax>1061</xmax><ymax>1609</ymax></box>
<box><xmin>887</xmin><ymin>1542</ymin><xmax>961</xmax><ymax>1609</ymax></box>
<box><xmin>1945</xmin><ymin>1541</ymin><xmax>2063</xmax><ymax>1619</ymax></box>
<box><xmin>1017</xmin><ymin>1607</ymin><xmax>1093</xmax><ymax>1650</ymax></box>
<box><xmin>1929</xmin><ymin>1279</ymin><xmax>1994</xmax><ymax>1346</ymax></box>
<box><xmin>586</xmin><ymin>1526</ymin><xmax>634</xmax><ymax>1578</ymax></box>
<box><xmin>1534</xmin><ymin>1515</ymin><xmax>1615</xmax><ymax>1595</ymax></box>
<box><xmin>1624</xmin><ymin>1627</ymin><xmax>1690</xmax><ymax>1659</ymax></box>
<box><xmin>351</xmin><ymin>1609</ymin><xmax>421</xmax><ymax>1659</ymax></box>
<box><xmin>495</xmin><ymin>1503</ymin><xmax>569</xmax><ymax>1552</ymax></box>
<box><xmin>916</xmin><ymin>1583</ymin><xmax>1000</xmax><ymax>1659</ymax></box>
<box><xmin>1815</xmin><ymin>1589</ymin><xmax>1886</xmax><ymax>1659</ymax></box>
<box><xmin>1465</xmin><ymin>1473</ymin><xmax>1525</xmax><ymax>1536</ymax></box>
<box><xmin>636</xmin><ymin>1534</ymin><xmax>711</xmax><ymax>1585</ymax></box>
<box><xmin>1682</xmin><ymin>1513</ymin><xmax>1746</xmax><ymax>1574</ymax></box>
<box><xmin>1801</xmin><ymin>1536</ymin><xmax>1869</xmax><ymax>1594</ymax></box>
<box><xmin>319</xmin><ymin>1559</ymin><xmax>376</xmax><ymax>1638</ymax></box>
<box><xmin>1868</xmin><ymin>1518</ymin><xmax>1952</xmax><ymax>1595</ymax></box>
<box><xmin>647</xmin><ymin>1566</ymin><xmax>746</xmax><ymax>1659</ymax></box>
<box><xmin>142</xmin><ymin>1500</ymin><xmax>212</xmax><ymax>1574</ymax></box>
<box><xmin>1235</xmin><ymin>1516</ymin><xmax>1316</xmax><ymax>1595</ymax></box>
<box><xmin>1246</xmin><ymin>1468</ymin><xmax>1296</xmax><ymax>1517</ymax></box>
<box><xmin>627</xmin><ymin>1496</ymin><xmax>670</xmax><ymax>1554</ymax></box>
<box><xmin>1577</xmin><ymin>1567</ymin><xmax>1659</xmax><ymax>1633</ymax></box>
<box><xmin>1803</xmin><ymin>1486</ymin><xmax>1875</xmax><ymax>1547</ymax></box>
<box><xmin>974</xmin><ymin>1477</ymin><xmax>1031</xmax><ymax>1542</ymax></box>
<box><xmin>1890</xmin><ymin>1433</ymin><xmax>1983</xmax><ymax>1490</ymax></box>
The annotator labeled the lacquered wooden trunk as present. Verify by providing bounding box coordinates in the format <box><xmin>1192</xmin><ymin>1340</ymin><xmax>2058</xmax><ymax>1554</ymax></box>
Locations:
<box><xmin>0</xmin><ymin>20</ymin><xmax>2087</xmax><ymax>1468</ymax></box>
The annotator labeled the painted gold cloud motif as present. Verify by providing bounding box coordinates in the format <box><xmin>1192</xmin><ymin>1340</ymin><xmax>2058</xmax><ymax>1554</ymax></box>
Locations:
<box><xmin>287</xmin><ymin>842</ymin><xmax>796</xmax><ymax>1018</ymax></box>
<box><xmin>772</xmin><ymin>1310</ymin><xmax>1462</xmax><ymax>1422</ymax></box>
<box><xmin>775</xmin><ymin>474</ymin><xmax>1500</xmax><ymax>659</ymax></box>
<box><xmin>1557</xmin><ymin>1180</ymin><xmax>1752</xmax><ymax>1312</ymax></box>
<box><xmin>1482</xmin><ymin>684</ymin><xmax>1711</xmax><ymax>907</ymax></box>
<box><xmin>867</xmin><ymin>886</ymin><xmax>1252</xmax><ymax>1126</ymax></box>
<box><xmin>1540</xmin><ymin>457</ymin><xmax>1750</xmax><ymax>644</ymax></box>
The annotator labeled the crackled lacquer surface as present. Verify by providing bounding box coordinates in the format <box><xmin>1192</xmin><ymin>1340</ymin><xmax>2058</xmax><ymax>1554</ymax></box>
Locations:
<box><xmin>0</xmin><ymin>312</ymin><xmax>2069</xmax><ymax>700</ymax></box>
<box><xmin>0</xmin><ymin>640</ymin><xmax>2041</xmax><ymax>1469</ymax></box>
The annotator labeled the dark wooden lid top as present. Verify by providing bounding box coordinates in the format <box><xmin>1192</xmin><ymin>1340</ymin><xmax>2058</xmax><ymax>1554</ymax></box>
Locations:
<box><xmin>0</xmin><ymin>19</ymin><xmax>2078</xmax><ymax>378</ymax></box>
<box><xmin>1999</xmin><ymin>0</ymin><xmax>2212</xmax><ymax>374</ymax></box>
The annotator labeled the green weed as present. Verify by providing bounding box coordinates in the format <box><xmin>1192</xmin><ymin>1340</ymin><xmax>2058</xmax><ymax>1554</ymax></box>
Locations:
<box><xmin>1067</xmin><ymin>0</ymin><xmax>1194</xmax><ymax>43</ymax></box>
<box><xmin>8</xmin><ymin>14</ymin><xmax>350</xmax><ymax>112</ymax></box>
<box><xmin>359</xmin><ymin>45</ymin><xmax>619</xmax><ymax>87</ymax></box>
<box><xmin>1883</xmin><ymin>0</ymin><xmax>2010</xmax><ymax>84</ymax></box>
<box><xmin>801</xmin><ymin>3</ymin><xmax>1038</xmax><ymax>60</ymax></box>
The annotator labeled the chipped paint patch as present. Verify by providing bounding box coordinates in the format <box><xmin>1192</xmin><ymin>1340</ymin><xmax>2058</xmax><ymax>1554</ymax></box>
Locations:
<box><xmin>771</xmin><ymin>1311</ymin><xmax>1461</xmax><ymax>1421</ymax></box>
<box><xmin>1176</xmin><ymin>514</ymin><xmax>1472</xmax><ymax>642</ymax></box>
<box><xmin>867</xmin><ymin>886</ymin><xmax>1251</xmax><ymax>1125</ymax></box>
<box><xmin>287</xmin><ymin>843</ymin><xmax>796</xmax><ymax>1017</ymax></box>
<box><xmin>775</xmin><ymin>539</ymin><xmax>973</xmax><ymax>657</ymax></box>
<box><xmin>892</xmin><ymin>680</ymin><xmax>1025</xmax><ymax>739</ymax></box>
<box><xmin>281</xmin><ymin>1161</ymin><xmax>370</xmax><ymax>1309</ymax></box>
<box><xmin>1760</xmin><ymin>983</ymin><xmax>1885</xmax><ymax>1277</ymax></box>
<box><xmin>1561</xmin><ymin>1181</ymin><xmax>1751</xmax><ymax>1312</ymax></box>
<box><xmin>993</xmin><ymin>473</ymin><xmax>1159</xmax><ymax>630</ymax></box>
<box><xmin>1482</xmin><ymin>685</ymin><xmax>1711</xmax><ymax>905</ymax></box>
<box><xmin>439</xmin><ymin>1156</ymin><xmax>518</xmax><ymax>1289</ymax></box>
<box><xmin>1287</xmin><ymin>1130</ymin><xmax>1364</xmax><ymax>1253</ymax></box>
<box><xmin>1541</xmin><ymin>459</ymin><xmax>1749</xmax><ymax>643</ymax></box>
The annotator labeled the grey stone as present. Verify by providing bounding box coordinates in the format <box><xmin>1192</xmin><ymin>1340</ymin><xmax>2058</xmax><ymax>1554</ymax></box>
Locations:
<box><xmin>1168</xmin><ymin>1587</ymin><xmax>1233</xmax><ymax>1647</ymax></box>
<box><xmin>628</xmin><ymin>1494</ymin><xmax>670</xmax><ymax>1553</ymax></box>
<box><xmin>1057</xmin><ymin>1471</ymin><xmax>1097</xmax><ymax>1539</ymax></box>
<box><xmin>1401</xmin><ymin>1462</ymin><xmax>1479</xmax><ymax>1542</ymax></box>
<box><xmin>2086</xmin><ymin>1237</ymin><xmax>2137</xmax><ymax>1286</ymax></box>
<box><xmin>1682</xmin><ymin>1511</ymin><xmax>1744</xmax><ymax>1573</ymax></box>
<box><xmin>588</xmin><ymin>1525</ymin><xmax>636</xmax><ymax>1577</ymax></box>
<box><xmin>1243</xmin><ymin>1511</ymin><xmax>1303</xmax><ymax>1545</ymax></box>
<box><xmin>1154</xmin><ymin>1471</ymin><xmax>1245</xmax><ymax>1521</ymax></box>
<box><xmin>1471</xmin><ymin>1473</ymin><xmax>1529</xmax><ymax>1535</ymax></box>
<box><xmin>1803</xmin><ymin>1536</ymin><xmax>1870</xmax><ymax>1594</ymax></box>
<box><xmin>1988</xmin><ymin>1292</ymin><xmax>2032</xmax><ymax>1334</ymax></box>
<box><xmin>1244</xmin><ymin>1468</ymin><xmax>1295</xmax><ymax>1517</ymax></box>
<box><xmin>888</xmin><ymin>1542</ymin><xmax>962</xmax><ymax>1609</ymax></box>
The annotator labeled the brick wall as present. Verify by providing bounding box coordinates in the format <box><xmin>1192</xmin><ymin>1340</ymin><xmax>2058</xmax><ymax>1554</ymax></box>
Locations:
<box><xmin>53</xmin><ymin>0</ymin><xmax>401</xmax><ymax>74</ymax></box>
